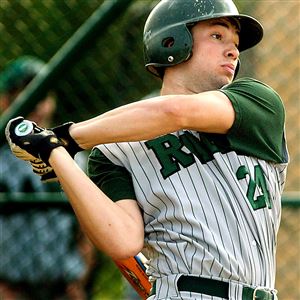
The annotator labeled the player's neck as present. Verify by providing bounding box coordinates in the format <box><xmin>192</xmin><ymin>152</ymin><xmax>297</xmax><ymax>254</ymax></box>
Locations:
<box><xmin>161</xmin><ymin>72</ymin><xmax>205</xmax><ymax>96</ymax></box>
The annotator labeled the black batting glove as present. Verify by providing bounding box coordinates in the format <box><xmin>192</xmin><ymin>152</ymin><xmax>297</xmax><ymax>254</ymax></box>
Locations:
<box><xmin>51</xmin><ymin>122</ymin><xmax>84</xmax><ymax>158</ymax></box>
<box><xmin>6</xmin><ymin>116</ymin><xmax>64</xmax><ymax>166</ymax></box>
<box><xmin>30</xmin><ymin>158</ymin><xmax>58</xmax><ymax>182</ymax></box>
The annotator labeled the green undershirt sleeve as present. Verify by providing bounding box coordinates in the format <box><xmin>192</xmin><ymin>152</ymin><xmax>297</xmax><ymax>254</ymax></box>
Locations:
<box><xmin>87</xmin><ymin>147</ymin><xmax>137</xmax><ymax>202</ymax></box>
<box><xmin>220</xmin><ymin>77</ymin><xmax>287</xmax><ymax>163</ymax></box>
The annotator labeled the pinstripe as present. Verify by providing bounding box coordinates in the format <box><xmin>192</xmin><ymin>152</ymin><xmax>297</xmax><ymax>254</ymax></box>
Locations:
<box><xmin>180</xmin><ymin>164</ymin><xmax>217</xmax><ymax>275</ymax></box>
<box><xmin>206</xmin><ymin>152</ymin><xmax>276</xmax><ymax>286</ymax></box>
<box><xmin>105</xmin><ymin>143</ymin><xmax>176</xmax><ymax>275</ymax></box>
<box><xmin>127</xmin><ymin>142</ymin><xmax>192</xmax><ymax>274</ymax></box>
<box><xmin>183</xmin><ymin>163</ymin><xmax>213</xmax><ymax>245</ymax></box>
<box><xmin>243</xmin><ymin>157</ymin><xmax>264</xmax><ymax>283</ymax></box>
<box><xmin>221</xmin><ymin>153</ymin><xmax>244</xmax><ymax>279</ymax></box>
<box><xmin>177</xmin><ymin>169</ymin><xmax>202</xmax><ymax>270</ymax></box>
<box><xmin>191</xmin><ymin>163</ymin><xmax>228</xmax><ymax>277</ymax></box>
<box><xmin>168</xmin><ymin>175</ymin><xmax>195</xmax><ymax>272</ymax></box>
<box><xmin>205</xmin><ymin>156</ymin><xmax>257</xmax><ymax>282</ymax></box>
<box><xmin>243</xmin><ymin>157</ymin><xmax>269</xmax><ymax>283</ymax></box>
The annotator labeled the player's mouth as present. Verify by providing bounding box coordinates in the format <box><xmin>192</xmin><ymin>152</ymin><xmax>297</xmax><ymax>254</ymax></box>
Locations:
<box><xmin>221</xmin><ymin>63</ymin><xmax>236</xmax><ymax>76</ymax></box>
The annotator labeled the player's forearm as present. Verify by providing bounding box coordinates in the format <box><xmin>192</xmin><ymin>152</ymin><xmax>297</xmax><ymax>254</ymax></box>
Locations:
<box><xmin>69</xmin><ymin>96</ymin><xmax>184</xmax><ymax>149</ymax></box>
<box><xmin>48</xmin><ymin>147</ymin><xmax>144</xmax><ymax>260</ymax></box>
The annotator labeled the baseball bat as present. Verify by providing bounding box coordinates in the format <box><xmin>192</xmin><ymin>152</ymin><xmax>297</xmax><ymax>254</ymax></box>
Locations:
<box><xmin>14</xmin><ymin>120</ymin><xmax>34</xmax><ymax>136</ymax></box>
<box><xmin>115</xmin><ymin>253</ymin><xmax>151</xmax><ymax>299</ymax></box>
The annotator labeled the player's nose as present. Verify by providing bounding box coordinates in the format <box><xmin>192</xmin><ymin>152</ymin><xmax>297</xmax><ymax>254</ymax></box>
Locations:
<box><xmin>225</xmin><ymin>43</ymin><xmax>239</xmax><ymax>60</ymax></box>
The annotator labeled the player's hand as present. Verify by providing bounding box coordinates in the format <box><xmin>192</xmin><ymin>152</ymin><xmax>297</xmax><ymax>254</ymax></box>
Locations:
<box><xmin>30</xmin><ymin>158</ymin><xmax>58</xmax><ymax>182</ymax></box>
<box><xmin>51</xmin><ymin>122</ymin><xmax>83</xmax><ymax>158</ymax></box>
<box><xmin>6</xmin><ymin>116</ymin><xmax>39</xmax><ymax>161</ymax></box>
<box><xmin>5</xmin><ymin>116</ymin><xmax>63</xmax><ymax>165</ymax></box>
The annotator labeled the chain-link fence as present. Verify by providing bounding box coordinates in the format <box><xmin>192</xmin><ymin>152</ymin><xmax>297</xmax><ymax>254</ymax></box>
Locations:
<box><xmin>0</xmin><ymin>0</ymin><xmax>299</xmax><ymax>299</ymax></box>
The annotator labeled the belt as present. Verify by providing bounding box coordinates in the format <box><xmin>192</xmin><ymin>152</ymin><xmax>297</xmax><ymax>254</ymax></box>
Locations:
<box><xmin>150</xmin><ymin>275</ymin><xmax>277</xmax><ymax>299</ymax></box>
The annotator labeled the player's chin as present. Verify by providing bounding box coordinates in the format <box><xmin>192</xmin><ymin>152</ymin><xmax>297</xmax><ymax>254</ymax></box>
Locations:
<box><xmin>216</xmin><ymin>76</ymin><xmax>233</xmax><ymax>88</ymax></box>
<box><xmin>220</xmin><ymin>73</ymin><xmax>235</xmax><ymax>85</ymax></box>
<box><xmin>218</xmin><ymin>68</ymin><xmax>235</xmax><ymax>83</ymax></box>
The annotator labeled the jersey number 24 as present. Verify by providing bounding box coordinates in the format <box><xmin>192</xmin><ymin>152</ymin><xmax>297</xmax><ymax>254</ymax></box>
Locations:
<box><xmin>236</xmin><ymin>165</ymin><xmax>272</xmax><ymax>210</ymax></box>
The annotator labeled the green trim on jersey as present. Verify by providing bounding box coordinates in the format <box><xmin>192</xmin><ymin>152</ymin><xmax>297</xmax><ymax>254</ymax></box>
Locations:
<box><xmin>221</xmin><ymin>77</ymin><xmax>287</xmax><ymax>163</ymax></box>
<box><xmin>87</xmin><ymin>148</ymin><xmax>136</xmax><ymax>202</ymax></box>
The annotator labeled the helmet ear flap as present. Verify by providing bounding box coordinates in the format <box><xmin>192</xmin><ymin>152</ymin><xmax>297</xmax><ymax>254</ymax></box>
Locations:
<box><xmin>144</xmin><ymin>24</ymin><xmax>193</xmax><ymax>75</ymax></box>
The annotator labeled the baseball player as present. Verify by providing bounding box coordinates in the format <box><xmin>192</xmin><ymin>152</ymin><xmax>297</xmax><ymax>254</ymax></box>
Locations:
<box><xmin>6</xmin><ymin>0</ymin><xmax>288</xmax><ymax>299</ymax></box>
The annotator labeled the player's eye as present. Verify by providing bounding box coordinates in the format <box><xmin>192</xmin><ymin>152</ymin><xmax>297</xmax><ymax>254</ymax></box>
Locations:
<box><xmin>211</xmin><ymin>33</ymin><xmax>222</xmax><ymax>40</ymax></box>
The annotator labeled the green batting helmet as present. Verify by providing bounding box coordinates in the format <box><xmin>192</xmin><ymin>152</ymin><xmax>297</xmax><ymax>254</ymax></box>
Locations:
<box><xmin>143</xmin><ymin>0</ymin><xmax>263</xmax><ymax>77</ymax></box>
<box><xmin>0</xmin><ymin>56</ymin><xmax>45</xmax><ymax>94</ymax></box>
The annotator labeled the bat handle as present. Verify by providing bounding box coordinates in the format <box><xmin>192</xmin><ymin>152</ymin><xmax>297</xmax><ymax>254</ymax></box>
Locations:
<box><xmin>14</xmin><ymin>120</ymin><xmax>34</xmax><ymax>136</ymax></box>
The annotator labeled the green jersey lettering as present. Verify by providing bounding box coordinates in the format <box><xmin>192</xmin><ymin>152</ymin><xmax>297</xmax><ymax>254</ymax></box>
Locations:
<box><xmin>146</xmin><ymin>132</ymin><xmax>228</xmax><ymax>179</ymax></box>
<box><xmin>145</xmin><ymin>134</ymin><xmax>195</xmax><ymax>179</ymax></box>
<box><xmin>180</xmin><ymin>132</ymin><xmax>214</xmax><ymax>162</ymax></box>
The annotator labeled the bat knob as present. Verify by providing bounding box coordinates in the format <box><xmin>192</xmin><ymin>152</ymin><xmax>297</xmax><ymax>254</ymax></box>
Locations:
<box><xmin>14</xmin><ymin>120</ymin><xmax>34</xmax><ymax>136</ymax></box>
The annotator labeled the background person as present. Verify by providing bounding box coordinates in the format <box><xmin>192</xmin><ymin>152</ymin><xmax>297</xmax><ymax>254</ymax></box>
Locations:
<box><xmin>0</xmin><ymin>56</ymin><xmax>93</xmax><ymax>300</ymax></box>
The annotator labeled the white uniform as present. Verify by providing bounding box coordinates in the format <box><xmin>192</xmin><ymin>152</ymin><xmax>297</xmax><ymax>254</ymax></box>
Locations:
<box><xmin>88</xmin><ymin>78</ymin><xmax>288</xmax><ymax>299</ymax></box>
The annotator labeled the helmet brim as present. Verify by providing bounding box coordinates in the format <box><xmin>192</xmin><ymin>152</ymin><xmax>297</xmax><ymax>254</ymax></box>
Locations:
<box><xmin>227</xmin><ymin>14</ymin><xmax>264</xmax><ymax>52</ymax></box>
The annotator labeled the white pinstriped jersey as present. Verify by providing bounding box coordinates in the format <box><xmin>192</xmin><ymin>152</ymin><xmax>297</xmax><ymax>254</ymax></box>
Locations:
<box><xmin>88</xmin><ymin>78</ymin><xmax>288</xmax><ymax>290</ymax></box>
